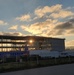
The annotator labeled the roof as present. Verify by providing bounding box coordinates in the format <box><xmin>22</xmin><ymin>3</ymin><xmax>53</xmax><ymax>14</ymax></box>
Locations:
<box><xmin>0</xmin><ymin>35</ymin><xmax>65</xmax><ymax>40</ymax></box>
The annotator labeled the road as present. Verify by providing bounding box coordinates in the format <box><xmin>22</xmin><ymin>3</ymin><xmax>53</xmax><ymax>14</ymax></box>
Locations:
<box><xmin>0</xmin><ymin>64</ymin><xmax>74</xmax><ymax>75</ymax></box>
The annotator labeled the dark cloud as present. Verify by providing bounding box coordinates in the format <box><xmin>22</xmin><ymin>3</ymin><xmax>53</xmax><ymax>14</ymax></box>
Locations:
<box><xmin>47</xmin><ymin>18</ymin><xmax>74</xmax><ymax>36</ymax></box>
<box><xmin>69</xmin><ymin>18</ymin><xmax>74</xmax><ymax>23</ymax></box>
<box><xmin>55</xmin><ymin>18</ymin><xmax>74</xmax><ymax>30</ymax></box>
<box><xmin>0</xmin><ymin>32</ymin><xmax>22</xmax><ymax>36</ymax></box>
<box><xmin>55</xmin><ymin>22</ymin><xmax>73</xmax><ymax>29</ymax></box>
<box><xmin>53</xmin><ymin>18</ymin><xmax>74</xmax><ymax>35</ymax></box>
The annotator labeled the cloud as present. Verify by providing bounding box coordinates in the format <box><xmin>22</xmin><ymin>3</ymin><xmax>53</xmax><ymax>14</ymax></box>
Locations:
<box><xmin>20</xmin><ymin>17</ymin><xmax>74</xmax><ymax>37</ymax></box>
<box><xmin>0</xmin><ymin>32</ymin><xmax>23</xmax><ymax>36</ymax></box>
<box><xmin>20</xmin><ymin>19</ymin><xmax>57</xmax><ymax>36</ymax></box>
<box><xmin>47</xmin><ymin>19</ymin><xmax>74</xmax><ymax>36</ymax></box>
<box><xmin>35</xmin><ymin>4</ymin><xmax>62</xmax><ymax>17</ymax></box>
<box><xmin>55</xmin><ymin>22</ymin><xmax>73</xmax><ymax>29</ymax></box>
<box><xmin>21</xmin><ymin>23</ymin><xmax>42</xmax><ymax>35</ymax></box>
<box><xmin>9</xmin><ymin>25</ymin><xmax>18</xmax><ymax>30</ymax></box>
<box><xmin>66</xmin><ymin>6</ymin><xmax>74</xmax><ymax>10</ymax></box>
<box><xmin>50</xmin><ymin>10</ymin><xmax>73</xmax><ymax>19</ymax></box>
<box><xmin>15</xmin><ymin>4</ymin><xmax>74</xmax><ymax>23</ymax></box>
<box><xmin>0</xmin><ymin>20</ymin><xmax>8</xmax><ymax>25</ymax></box>
<box><xmin>69</xmin><ymin>18</ymin><xmax>74</xmax><ymax>23</ymax></box>
<box><xmin>65</xmin><ymin>40</ymin><xmax>74</xmax><ymax>47</ymax></box>
<box><xmin>16</xmin><ymin>14</ymin><xmax>31</xmax><ymax>21</ymax></box>
<box><xmin>33</xmin><ymin>4</ymin><xmax>74</xmax><ymax>23</ymax></box>
<box><xmin>2</xmin><ymin>4</ymin><xmax>73</xmax><ymax>38</ymax></box>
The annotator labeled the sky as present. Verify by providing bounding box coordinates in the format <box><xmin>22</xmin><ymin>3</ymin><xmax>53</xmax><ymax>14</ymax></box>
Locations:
<box><xmin>0</xmin><ymin>0</ymin><xmax>74</xmax><ymax>47</ymax></box>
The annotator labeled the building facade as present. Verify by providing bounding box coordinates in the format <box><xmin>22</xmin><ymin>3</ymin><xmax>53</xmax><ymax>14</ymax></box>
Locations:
<box><xmin>0</xmin><ymin>35</ymin><xmax>65</xmax><ymax>52</ymax></box>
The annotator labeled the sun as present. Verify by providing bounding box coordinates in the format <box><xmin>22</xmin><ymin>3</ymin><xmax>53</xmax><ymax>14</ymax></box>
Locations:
<box><xmin>29</xmin><ymin>40</ymin><xmax>33</xmax><ymax>43</ymax></box>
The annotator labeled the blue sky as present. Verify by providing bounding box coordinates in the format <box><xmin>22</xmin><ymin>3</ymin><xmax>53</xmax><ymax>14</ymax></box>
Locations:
<box><xmin>0</xmin><ymin>0</ymin><xmax>74</xmax><ymax>47</ymax></box>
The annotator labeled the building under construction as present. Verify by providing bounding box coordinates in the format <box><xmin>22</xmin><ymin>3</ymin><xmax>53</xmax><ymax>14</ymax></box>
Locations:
<box><xmin>0</xmin><ymin>35</ymin><xmax>65</xmax><ymax>52</ymax></box>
